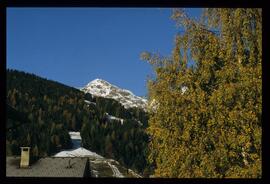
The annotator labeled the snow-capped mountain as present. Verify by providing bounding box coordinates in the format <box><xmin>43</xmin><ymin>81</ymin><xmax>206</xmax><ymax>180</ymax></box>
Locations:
<box><xmin>81</xmin><ymin>79</ymin><xmax>148</xmax><ymax>110</ymax></box>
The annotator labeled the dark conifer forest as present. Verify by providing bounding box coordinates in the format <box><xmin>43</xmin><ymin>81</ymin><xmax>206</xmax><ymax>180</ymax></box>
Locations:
<box><xmin>6</xmin><ymin>69</ymin><xmax>150</xmax><ymax>174</ymax></box>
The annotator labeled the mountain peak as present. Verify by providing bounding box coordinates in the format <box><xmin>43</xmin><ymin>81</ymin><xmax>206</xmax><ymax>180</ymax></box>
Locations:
<box><xmin>81</xmin><ymin>79</ymin><xmax>147</xmax><ymax>110</ymax></box>
<box><xmin>90</xmin><ymin>78</ymin><xmax>108</xmax><ymax>84</ymax></box>
<box><xmin>85</xmin><ymin>78</ymin><xmax>110</xmax><ymax>86</ymax></box>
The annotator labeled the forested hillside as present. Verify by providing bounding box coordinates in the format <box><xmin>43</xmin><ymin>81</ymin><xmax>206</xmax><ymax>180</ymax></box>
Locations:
<box><xmin>6</xmin><ymin>69</ymin><xmax>150</xmax><ymax>175</ymax></box>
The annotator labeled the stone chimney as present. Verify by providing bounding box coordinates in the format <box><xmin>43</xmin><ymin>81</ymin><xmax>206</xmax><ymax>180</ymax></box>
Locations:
<box><xmin>20</xmin><ymin>147</ymin><xmax>30</xmax><ymax>168</ymax></box>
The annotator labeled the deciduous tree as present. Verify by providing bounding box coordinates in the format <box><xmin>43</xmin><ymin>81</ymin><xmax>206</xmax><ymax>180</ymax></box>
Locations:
<box><xmin>142</xmin><ymin>8</ymin><xmax>262</xmax><ymax>178</ymax></box>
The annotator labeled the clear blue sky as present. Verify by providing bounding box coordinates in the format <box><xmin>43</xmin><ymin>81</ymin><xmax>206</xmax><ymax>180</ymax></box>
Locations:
<box><xmin>7</xmin><ymin>8</ymin><xmax>201</xmax><ymax>97</ymax></box>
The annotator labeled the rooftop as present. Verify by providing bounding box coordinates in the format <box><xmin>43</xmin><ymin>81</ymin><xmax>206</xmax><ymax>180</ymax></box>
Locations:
<box><xmin>6</xmin><ymin>156</ymin><xmax>89</xmax><ymax>177</ymax></box>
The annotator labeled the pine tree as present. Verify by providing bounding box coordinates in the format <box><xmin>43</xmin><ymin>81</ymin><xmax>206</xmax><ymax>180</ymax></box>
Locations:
<box><xmin>105</xmin><ymin>135</ymin><xmax>113</xmax><ymax>158</ymax></box>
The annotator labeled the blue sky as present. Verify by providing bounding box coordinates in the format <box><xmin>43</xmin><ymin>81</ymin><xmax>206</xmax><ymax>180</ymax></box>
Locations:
<box><xmin>7</xmin><ymin>8</ymin><xmax>201</xmax><ymax>97</ymax></box>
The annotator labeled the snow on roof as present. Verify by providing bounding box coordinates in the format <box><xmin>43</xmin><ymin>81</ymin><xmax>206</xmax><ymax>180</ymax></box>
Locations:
<box><xmin>54</xmin><ymin>147</ymin><xmax>104</xmax><ymax>159</ymax></box>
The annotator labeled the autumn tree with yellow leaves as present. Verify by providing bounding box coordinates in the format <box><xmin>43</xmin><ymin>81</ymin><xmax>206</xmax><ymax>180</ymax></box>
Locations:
<box><xmin>141</xmin><ymin>8</ymin><xmax>261</xmax><ymax>178</ymax></box>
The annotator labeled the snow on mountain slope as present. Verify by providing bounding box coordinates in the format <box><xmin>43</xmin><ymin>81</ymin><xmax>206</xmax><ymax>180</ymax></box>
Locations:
<box><xmin>69</xmin><ymin>131</ymin><xmax>82</xmax><ymax>140</ymax></box>
<box><xmin>84</xmin><ymin>100</ymin><xmax>96</xmax><ymax>106</ymax></box>
<box><xmin>81</xmin><ymin>79</ymin><xmax>147</xmax><ymax>110</ymax></box>
<box><xmin>105</xmin><ymin>112</ymin><xmax>124</xmax><ymax>125</ymax></box>
<box><xmin>104</xmin><ymin>112</ymin><xmax>143</xmax><ymax>126</ymax></box>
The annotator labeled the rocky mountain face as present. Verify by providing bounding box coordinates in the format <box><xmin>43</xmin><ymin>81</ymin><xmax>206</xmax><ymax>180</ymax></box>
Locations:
<box><xmin>81</xmin><ymin>79</ymin><xmax>148</xmax><ymax>110</ymax></box>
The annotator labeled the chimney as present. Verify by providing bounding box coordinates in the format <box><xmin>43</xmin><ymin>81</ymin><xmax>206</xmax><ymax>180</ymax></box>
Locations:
<box><xmin>20</xmin><ymin>147</ymin><xmax>30</xmax><ymax>168</ymax></box>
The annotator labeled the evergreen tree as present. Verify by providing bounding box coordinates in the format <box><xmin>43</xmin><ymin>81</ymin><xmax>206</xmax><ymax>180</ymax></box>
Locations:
<box><xmin>7</xmin><ymin>68</ymin><xmax>149</xmax><ymax>173</ymax></box>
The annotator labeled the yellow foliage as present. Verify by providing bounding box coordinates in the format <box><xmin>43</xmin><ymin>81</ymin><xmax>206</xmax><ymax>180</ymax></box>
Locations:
<box><xmin>142</xmin><ymin>8</ymin><xmax>261</xmax><ymax>178</ymax></box>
